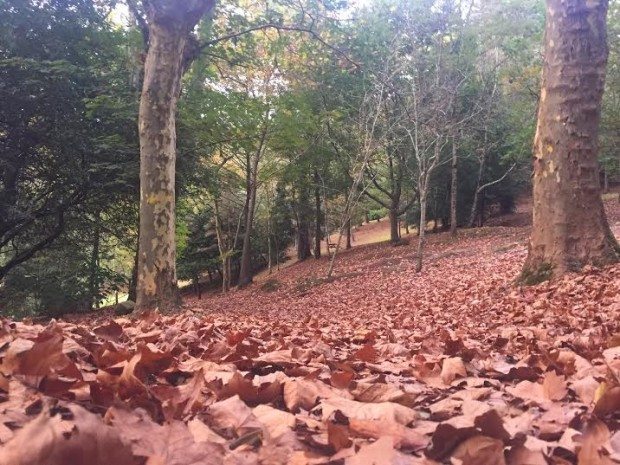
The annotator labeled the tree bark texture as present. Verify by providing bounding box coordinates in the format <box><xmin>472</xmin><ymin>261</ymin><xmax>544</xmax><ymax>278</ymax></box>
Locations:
<box><xmin>136</xmin><ymin>0</ymin><xmax>214</xmax><ymax>311</ymax></box>
<box><xmin>523</xmin><ymin>0</ymin><xmax>618</xmax><ymax>280</ymax></box>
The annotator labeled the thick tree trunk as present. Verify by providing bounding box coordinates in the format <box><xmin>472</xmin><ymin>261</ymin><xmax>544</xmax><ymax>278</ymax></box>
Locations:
<box><xmin>136</xmin><ymin>24</ymin><xmax>186</xmax><ymax>311</ymax></box>
<box><xmin>297</xmin><ymin>220</ymin><xmax>311</xmax><ymax>261</ymax></box>
<box><xmin>450</xmin><ymin>137</ymin><xmax>458</xmax><ymax>237</ymax></box>
<box><xmin>389</xmin><ymin>208</ymin><xmax>399</xmax><ymax>244</ymax></box>
<box><xmin>135</xmin><ymin>0</ymin><xmax>214</xmax><ymax>311</ymax></box>
<box><xmin>522</xmin><ymin>0</ymin><xmax>618</xmax><ymax>281</ymax></box>
<box><xmin>314</xmin><ymin>170</ymin><xmax>322</xmax><ymax>259</ymax></box>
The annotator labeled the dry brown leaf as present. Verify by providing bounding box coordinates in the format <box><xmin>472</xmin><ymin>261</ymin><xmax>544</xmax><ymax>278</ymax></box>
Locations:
<box><xmin>441</xmin><ymin>357</ymin><xmax>467</xmax><ymax>385</ymax></box>
<box><xmin>344</xmin><ymin>436</ymin><xmax>413</xmax><ymax>465</ymax></box>
<box><xmin>577</xmin><ymin>418</ymin><xmax>614</xmax><ymax>465</ymax></box>
<box><xmin>106</xmin><ymin>406</ymin><xmax>224</xmax><ymax>464</ymax></box>
<box><xmin>252</xmin><ymin>404</ymin><xmax>295</xmax><ymax>440</ymax></box>
<box><xmin>283</xmin><ymin>378</ymin><xmax>352</xmax><ymax>412</ymax></box>
<box><xmin>0</xmin><ymin>404</ymin><xmax>136</xmax><ymax>465</ymax></box>
<box><xmin>506</xmin><ymin>445</ymin><xmax>547</xmax><ymax>465</ymax></box>
<box><xmin>451</xmin><ymin>435</ymin><xmax>506</xmax><ymax>465</ymax></box>
<box><xmin>348</xmin><ymin>418</ymin><xmax>428</xmax><ymax>450</ymax></box>
<box><xmin>542</xmin><ymin>371</ymin><xmax>568</xmax><ymax>401</ymax></box>
<box><xmin>207</xmin><ymin>394</ymin><xmax>263</xmax><ymax>436</ymax></box>
<box><xmin>327</xmin><ymin>422</ymin><xmax>352</xmax><ymax>452</ymax></box>
<box><xmin>318</xmin><ymin>397</ymin><xmax>416</xmax><ymax>425</ymax></box>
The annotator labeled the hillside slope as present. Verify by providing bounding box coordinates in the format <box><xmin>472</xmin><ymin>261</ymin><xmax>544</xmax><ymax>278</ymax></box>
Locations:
<box><xmin>0</xmin><ymin>198</ymin><xmax>618</xmax><ymax>464</ymax></box>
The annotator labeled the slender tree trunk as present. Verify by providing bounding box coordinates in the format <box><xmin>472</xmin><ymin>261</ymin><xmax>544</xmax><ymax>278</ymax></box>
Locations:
<box><xmin>603</xmin><ymin>169</ymin><xmax>609</xmax><ymax>193</ymax></box>
<box><xmin>450</xmin><ymin>136</ymin><xmax>458</xmax><ymax>237</ymax></box>
<box><xmin>213</xmin><ymin>197</ymin><xmax>229</xmax><ymax>293</ymax></box>
<box><xmin>89</xmin><ymin>215</ymin><xmax>100</xmax><ymax>310</ymax></box>
<box><xmin>128</xmin><ymin>240</ymin><xmax>138</xmax><ymax>302</ymax></box>
<box><xmin>238</xmin><ymin>122</ymin><xmax>267</xmax><ymax>287</ymax></box>
<box><xmin>136</xmin><ymin>25</ymin><xmax>186</xmax><ymax>311</ymax></box>
<box><xmin>346</xmin><ymin>219</ymin><xmax>352</xmax><ymax>250</ymax></box>
<box><xmin>267</xmin><ymin>233</ymin><xmax>272</xmax><ymax>274</ymax></box>
<box><xmin>314</xmin><ymin>170</ymin><xmax>322</xmax><ymax>259</ymax></box>
<box><xmin>416</xmin><ymin>191</ymin><xmax>428</xmax><ymax>272</ymax></box>
<box><xmin>522</xmin><ymin>0</ymin><xmax>618</xmax><ymax>280</ymax></box>
<box><xmin>468</xmin><ymin>153</ymin><xmax>486</xmax><ymax>228</ymax></box>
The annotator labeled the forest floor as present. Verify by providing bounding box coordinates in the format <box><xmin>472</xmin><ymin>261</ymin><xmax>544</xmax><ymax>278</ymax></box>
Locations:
<box><xmin>1</xmin><ymin>197</ymin><xmax>619</xmax><ymax>465</ymax></box>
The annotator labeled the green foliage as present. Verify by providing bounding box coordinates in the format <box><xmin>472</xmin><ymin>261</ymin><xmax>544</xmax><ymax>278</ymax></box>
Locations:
<box><xmin>4</xmin><ymin>0</ymin><xmax>615</xmax><ymax>314</ymax></box>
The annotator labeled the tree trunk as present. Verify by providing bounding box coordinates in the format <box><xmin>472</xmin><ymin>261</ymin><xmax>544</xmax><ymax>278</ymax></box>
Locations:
<box><xmin>314</xmin><ymin>170</ymin><xmax>322</xmax><ymax>259</ymax></box>
<box><xmin>135</xmin><ymin>1</ymin><xmax>214</xmax><ymax>311</ymax></box>
<box><xmin>297</xmin><ymin>220</ymin><xmax>311</xmax><ymax>260</ymax></box>
<box><xmin>522</xmin><ymin>0</ymin><xmax>618</xmax><ymax>281</ymax></box>
<box><xmin>450</xmin><ymin>136</ymin><xmax>458</xmax><ymax>237</ymax></box>
<box><xmin>128</xmin><ymin>241</ymin><xmax>138</xmax><ymax>302</ymax></box>
<box><xmin>136</xmin><ymin>25</ymin><xmax>186</xmax><ymax>311</ymax></box>
<box><xmin>238</xmin><ymin>118</ymin><xmax>267</xmax><ymax>287</ymax></box>
<box><xmin>415</xmin><ymin>192</ymin><xmax>428</xmax><ymax>272</ymax></box>
<box><xmin>389</xmin><ymin>208</ymin><xmax>399</xmax><ymax>244</ymax></box>
<box><xmin>89</xmin><ymin>215</ymin><xmax>100</xmax><ymax>310</ymax></box>
<box><xmin>346</xmin><ymin>219</ymin><xmax>352</xmax><ymax>250</ymax></box>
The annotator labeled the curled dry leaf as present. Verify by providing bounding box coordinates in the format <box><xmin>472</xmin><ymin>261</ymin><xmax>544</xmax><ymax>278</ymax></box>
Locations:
<box><xmin>318</xmin><ymin>397</ymin><xmax>417</xmax><ymax>425</ymax></box>
<box><xmin>207</xmin><ymin>394</ymin><xmax>263</xmax><ymax>437</ymax></box>
<box><xmin>348</xmin><ymin>418</ymin><xmax>428</xmax><ymax>450</ymax></box>
<box><xmin>451</xmin><ymin>435</ymin><xmax>506</xmax><ymax>465</ymax></box>
<box><xmin>284</xmin><ymin>378</ymin><xmax>352</xmax><ymax>412</ymax></box>
<box><xmin>440</xmin><ymin>357</ymin><xmax>467</xmax><ymax>385</ymax></box>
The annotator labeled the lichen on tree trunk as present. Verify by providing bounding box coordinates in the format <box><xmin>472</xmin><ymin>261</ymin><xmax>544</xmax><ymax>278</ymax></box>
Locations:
<box><xmin>522</xmin><ymin>0</ymin><xmax>619</xmax><ymax>281</ymax></box>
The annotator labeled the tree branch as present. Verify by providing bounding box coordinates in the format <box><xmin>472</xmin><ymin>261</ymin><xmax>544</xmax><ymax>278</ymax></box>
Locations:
<box><xmin>0</xmin><ymin>210</ymin><xmax>65</xmax><ymax>280</ymax></box>
<box><xmin>476</xmin><ymin>163</ymin><xmax>516</xmax><ymax>193</ymax></box>
<box><xmin>200</xmin><ymin>23</ymin><xmax>359</xmax><ymax>68</ymax></box>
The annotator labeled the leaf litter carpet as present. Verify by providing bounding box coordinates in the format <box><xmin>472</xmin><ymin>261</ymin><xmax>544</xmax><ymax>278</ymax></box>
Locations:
<box><xmin>1</xmin><ymin>200</ymin><xmax>619</xmax><ymax>464</ymax></box>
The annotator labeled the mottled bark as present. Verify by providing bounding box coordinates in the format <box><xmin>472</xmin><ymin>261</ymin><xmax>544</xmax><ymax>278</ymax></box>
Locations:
<box><xmin>522</xmin><ymin>0</ymin><xmax>618</xmax><ymax>280</ymax></box>
<box><xmin>136</xmin><ymin>0</ymin><xmax>215</xmax><ymax>311</ymax></box>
